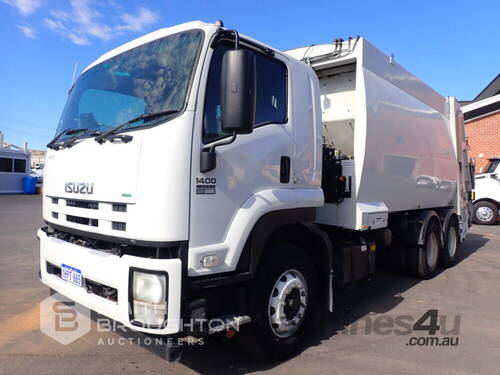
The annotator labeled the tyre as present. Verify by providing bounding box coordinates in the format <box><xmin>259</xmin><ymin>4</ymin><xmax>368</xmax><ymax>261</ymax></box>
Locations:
<box><xmin>406</xmin><ymin>220</ymin><xmax>440</xmax><ymax>279</ymax></box>
<box><xmin>472</xmin><ymin>201</ymin><xmax>498</xmax><ymax>225</ymax></box>
<box><xmin>243</xmin><ymin>244</ymin><xmax>319</xmax><ymax>362</ymax></box>
<box><xmin>440</xmin><ymin>218</ymin><xmax>460</xmax><ymax>268</ymax></box>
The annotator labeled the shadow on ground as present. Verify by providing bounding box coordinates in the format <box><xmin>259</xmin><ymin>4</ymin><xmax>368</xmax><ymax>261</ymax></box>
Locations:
<box><xmin>98</xmin><ymin>230</ymin><xmax>489</xmax><ymax>374</ymax></box>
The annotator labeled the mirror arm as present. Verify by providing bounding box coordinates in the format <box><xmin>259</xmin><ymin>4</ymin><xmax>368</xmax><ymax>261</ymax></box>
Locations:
<box><xmin>225</xmin><ymin>29</ymin><xmax>240</xmax><ymax>49</ymax></box>
<box><xmin>205</xmin><ymin>131</ymin><xmax>237</xmax><ymax>153</ymax></box>
<box><xmin>200</xmin><ymin>132</ymin><xmax>237</xmax><ymax>173</ymax></box>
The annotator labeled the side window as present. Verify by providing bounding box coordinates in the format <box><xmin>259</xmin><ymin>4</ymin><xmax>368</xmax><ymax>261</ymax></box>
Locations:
<box><xmin>255</xmin><ymin>53</ymin><xmax>287</xmax><ymax>125</ymax></box>
<box><xmin>14</xmin><ymin>159</ymin><xmax>27</xmax><ymax>173</ymax></box>
<box><xmin>0</xmin><ymin>158</ymin><xmax>13</xmax><ymax>172</ymax></box>
<box><xmin>203</xmin><ymin>44</ymin><xmax>231</xmax><ymax>143</ymax></box>
<box><xmin>203</xmin><ymin>43</ymin><xmax>287</xmax><ymax>144</ymax></box>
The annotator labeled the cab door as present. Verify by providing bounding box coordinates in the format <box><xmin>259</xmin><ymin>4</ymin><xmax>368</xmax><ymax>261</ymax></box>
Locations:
<box><xmin>188</xmin><ymin>41</ymin><xmax>293</xmax><ymax>274</ymax></box>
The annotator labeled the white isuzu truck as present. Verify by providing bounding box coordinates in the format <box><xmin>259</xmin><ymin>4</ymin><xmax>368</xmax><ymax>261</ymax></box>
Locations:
<box><xmin>38</xmin><ymin>21</ymin><xmax>474</xmax><ymax>361</ymax></box>
<box><xmin>472</xmin><ymin>157</ymin><xmax>499</xmax><ymax>225</ymax></box>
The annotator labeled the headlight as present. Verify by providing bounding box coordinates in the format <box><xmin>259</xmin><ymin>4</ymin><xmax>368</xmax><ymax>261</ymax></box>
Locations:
<box><xmin>131</xmin><ymin>270</ymin><xmax>167</xmax><ymax>327</ymax></box>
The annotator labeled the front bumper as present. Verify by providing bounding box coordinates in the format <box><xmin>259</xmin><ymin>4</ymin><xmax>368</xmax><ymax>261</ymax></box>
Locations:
<box><xmin>38</xmin><ymin>228</ymin><xmax>182</xmax><ymax>335</ymax></box>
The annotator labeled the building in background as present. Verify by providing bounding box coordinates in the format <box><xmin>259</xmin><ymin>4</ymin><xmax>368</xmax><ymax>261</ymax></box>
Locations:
<box><xmin>460</xmin><ymin>74</ymin><xmax>500</xmax><ymax>173</ymax></box>
<box><xmin>0</xmin><ymin>131</ymin><xmax>31</xmax><ymax>194</ymax></box>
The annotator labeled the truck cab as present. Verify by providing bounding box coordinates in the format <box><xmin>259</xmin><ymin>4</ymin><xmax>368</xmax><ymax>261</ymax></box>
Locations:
<box><xmin>473</xmin><ymin>157</ymin><xmax>500</xmax><ymax>224</ymax></box>
<box><xmin>39</xmin><ymin>21</ymin><xmax>323</xmax><ymax>352</ymax></box>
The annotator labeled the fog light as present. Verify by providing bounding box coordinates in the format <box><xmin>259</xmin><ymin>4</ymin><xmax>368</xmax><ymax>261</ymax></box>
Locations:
<box><xmin>132</xmin><ymin>271</ymin><xmax>167</xmax><ymax>327</ymax></box>
<box><xmin>202</xmin><ymin>255</ymin><xmax>219</xmax><ymax>268</ymax></box>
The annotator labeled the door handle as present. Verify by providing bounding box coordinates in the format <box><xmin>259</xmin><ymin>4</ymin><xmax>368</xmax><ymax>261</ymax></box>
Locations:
<box><xmin>280</xmin><ymin>156</ymin><xmax>290</xmax><ymax>183</ymax></box>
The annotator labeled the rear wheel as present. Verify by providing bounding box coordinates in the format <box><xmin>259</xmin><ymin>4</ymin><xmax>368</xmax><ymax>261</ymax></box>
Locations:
<box><xmin>472</xmin><ymin>201</ymin><xmax>498</xmax><ymax>225</ymax></box>
<box><xmin>440</xmin><ymin>218</ymin><xmax>460</xmax><ymax>268</ymax></box>
<box><xmin>406</xmin><ymin>221</ymin><xmax>440</xmax><ymax>279</ymax></box>
<box><xmin>243</xmin><ymin>244</ymin><xmax>319</xmax><ymax>362</ymax></box>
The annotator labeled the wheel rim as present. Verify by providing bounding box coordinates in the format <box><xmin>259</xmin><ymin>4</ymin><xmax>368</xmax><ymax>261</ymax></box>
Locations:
<box><xmin>426</xmin><ymin>232</ymin><xmax>439</xmax><ymax>268</ymax></box>
<box><xmin>476</xmin><ymin>206</ymin><xmax>494</xmax><ymax>222</ymax></box>
<box><xmin>447</xmin><ymin>225</ymin><xmax>457</xmax><ymax>258</ymax></box>
<box><xmin>268</xmin><ymin>269</ymin><xmax>308</xmax><ymax>338</ymax></box>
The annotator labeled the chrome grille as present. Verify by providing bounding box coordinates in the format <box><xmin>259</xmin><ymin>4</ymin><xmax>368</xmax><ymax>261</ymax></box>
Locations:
<box><xmin>48</xmin><ymin>197</ymin><xmax>128</xmax><ymax>233</ymax></box>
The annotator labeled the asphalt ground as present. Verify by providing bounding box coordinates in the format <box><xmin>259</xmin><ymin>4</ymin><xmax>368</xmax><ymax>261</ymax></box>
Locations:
<box><xmin>0</xmin><ymin>194</ymin><xmax>499</xmax><ymax>374</ymax></box>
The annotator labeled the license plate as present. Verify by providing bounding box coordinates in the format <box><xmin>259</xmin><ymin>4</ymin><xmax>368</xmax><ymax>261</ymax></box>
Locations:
<box><xmin>61</xmin><ymin>264</ymin><xmax>83</xmax><ymax>287</ymax></box>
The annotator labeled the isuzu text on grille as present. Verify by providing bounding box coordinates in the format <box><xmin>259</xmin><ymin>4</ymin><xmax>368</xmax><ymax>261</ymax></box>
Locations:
<box><xmin>64</xmin><ymin>182</ymin><xmax>94</xmax><ymax>194</ymax></box>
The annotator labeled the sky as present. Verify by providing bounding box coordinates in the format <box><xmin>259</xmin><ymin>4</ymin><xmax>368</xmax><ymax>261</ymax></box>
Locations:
<box><xmin>0</xmin><ymin>0</ymin><xmax>498</xmax><ymax>150</ymax></box>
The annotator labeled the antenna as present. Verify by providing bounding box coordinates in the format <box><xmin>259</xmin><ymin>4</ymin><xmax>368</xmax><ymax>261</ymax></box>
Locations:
<box><xmin>70</xmin><ymin>62</ymin><xmax>78</xmax><ymax>89</ymax></box>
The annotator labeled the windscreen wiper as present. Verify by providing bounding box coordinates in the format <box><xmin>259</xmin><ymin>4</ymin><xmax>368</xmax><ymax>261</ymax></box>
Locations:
<box><xmin>60</xmin><ymin>129</ymin><xmax>102</xmax><ymax>149</ymax></box>
<box><xmin>94</xmin><ymin>110</ymin><xmax>179</xmax><ymax>144</ymax></box>
<box><xmin>47</xmin><ymin>128</ymin><xmax>89</xmax><ymax>150</ymax></box>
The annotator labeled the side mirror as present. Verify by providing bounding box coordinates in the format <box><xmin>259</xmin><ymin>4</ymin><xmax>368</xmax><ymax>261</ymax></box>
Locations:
<box><xmin>221</xmin><ymin>49</ymin><xmax>256</xmax><ymax>134</ymax></box>
<box><xmin>200</xmin><ymin>149</ymin><xmax>216</xmax><ymax>173</ymax></box>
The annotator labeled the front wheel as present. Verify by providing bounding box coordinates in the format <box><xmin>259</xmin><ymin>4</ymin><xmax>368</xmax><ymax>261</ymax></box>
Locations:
<box><xmin>472</xmin><ymin>201</ymin><xmax>498</xmax><ymax>225</ymax></box>
<box><xmin>243</xmin><ymin>244</ymin><xmax>319</xmax><ymax>362</ymax></box>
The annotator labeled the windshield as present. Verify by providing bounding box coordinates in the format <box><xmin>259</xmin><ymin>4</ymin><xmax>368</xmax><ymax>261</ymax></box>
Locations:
<box><xmin>55</xmin><ymin>29</ymin><xmax>203</xmax><ymax>138</ymax></box>
<box><xmin>484</xmin><ymin>159</ymin><xmax>499</xmax><ymax>174</ymax></box>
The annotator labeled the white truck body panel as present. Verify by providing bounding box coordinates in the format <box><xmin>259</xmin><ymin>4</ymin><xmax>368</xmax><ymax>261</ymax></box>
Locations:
<box><xmin>474</xmin><ymin>160</ymin><xmax>500</xmax><ymax>203</ymax></box>
<box><xmin>475</xmin><ymin>176</ymin><xmax>500</xmax><ymax>202</ymax></box>
<box><xmin>287</xmin><ymin>39</ymin><xmax>462</xmax><ymax>230</ymax></box>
